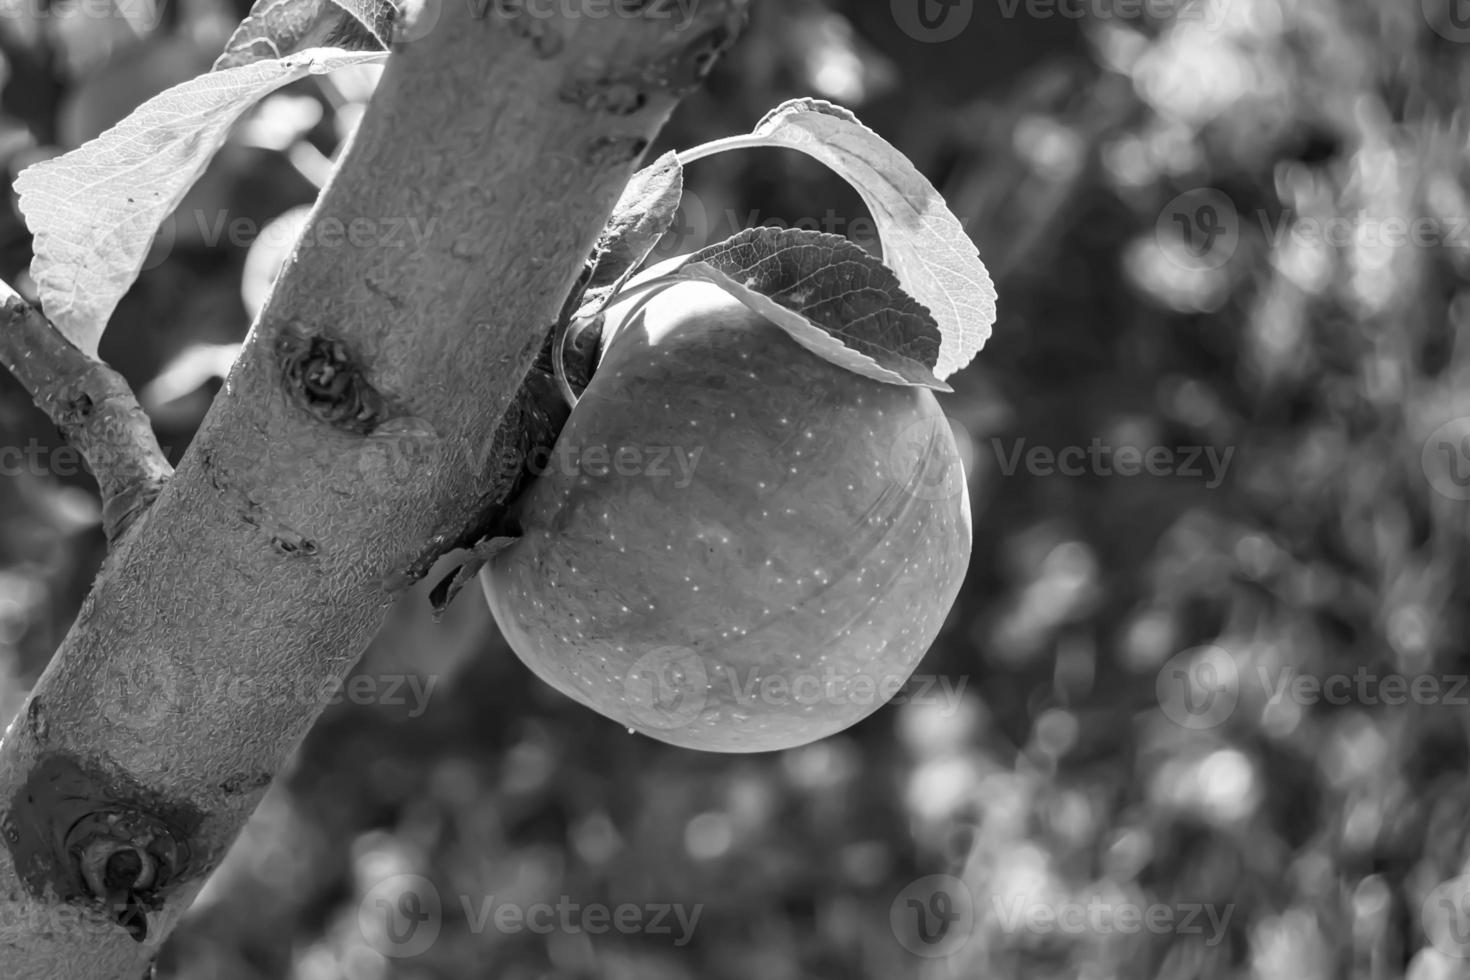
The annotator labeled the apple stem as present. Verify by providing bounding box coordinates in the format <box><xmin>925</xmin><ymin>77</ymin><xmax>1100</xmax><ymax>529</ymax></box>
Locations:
<box><xmin>597</xmin><ymin>274</ymin><xmax>683</xmax><ymax>311</ymax></box>
<box><xmin>552</xmin><ymin>316</ymin><xmax>581</xmax><ymax>410</ymax></box>
<box><xmin>676</xmin><ymin>135</ymin><xmax>773</xmax><ymax>166</ymax></box>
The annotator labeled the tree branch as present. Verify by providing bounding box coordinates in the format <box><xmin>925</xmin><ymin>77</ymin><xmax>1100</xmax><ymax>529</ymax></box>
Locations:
<box><xmin>0</xmin><ymin>4</ymin><xmax>747</xmax><ymax>977</ymax></box>
<box><xmin>0</xmin><ymin>283</ymin><xmax>172</xmax><ymax>543</ymax></box>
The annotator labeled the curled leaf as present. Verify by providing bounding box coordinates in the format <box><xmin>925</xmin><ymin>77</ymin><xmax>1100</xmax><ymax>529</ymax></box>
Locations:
<box><xmin>626</xmin><ymin>227</ymin><xmax>951</xmax><ymax>391</ymax></box>
<box><xmin>751</xmin><ymin>99</ymin><xmax>994</xmax><ymax>379</ymax></box>
<box><xmin>681</xmin><ymin>99</ymin><xmax>997</xmax><ymax>380</ymax></box>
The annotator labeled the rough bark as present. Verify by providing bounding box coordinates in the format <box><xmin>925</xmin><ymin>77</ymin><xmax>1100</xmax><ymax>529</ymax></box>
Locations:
<box><xmin>0</xmin><ymin>283</ymin><xmax>171</xmax><ymax>542</ymax></box>
<box><xmin>0</xmin><ymin>3</ymin><xmax>746</xmax><ymax>977</ymax></box>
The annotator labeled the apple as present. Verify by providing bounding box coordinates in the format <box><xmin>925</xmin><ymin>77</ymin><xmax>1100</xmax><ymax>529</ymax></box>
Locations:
<box><xmin>481</xmin><ymin>280</ymin><xmax>971</xmax><ymax>752</ymax></box>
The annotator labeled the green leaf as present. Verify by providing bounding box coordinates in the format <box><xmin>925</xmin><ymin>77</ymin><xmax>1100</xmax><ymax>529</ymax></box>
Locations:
<box><xmin>683</xmin><ymin>98</ymin><xmax>997</xmax><ymax>380</ymax></box>
<box><xmin>631</xmin><ymin>227</ymin><xmax>952</xmax><ymax>392</ymax></box>
<box><xmin>14</xmin><ymin>48</ymin><xmax>387</xmax><ymax>355</ymax></box>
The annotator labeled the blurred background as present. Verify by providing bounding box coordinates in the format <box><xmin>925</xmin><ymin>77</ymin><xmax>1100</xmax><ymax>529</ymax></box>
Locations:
<box><xmin>3</xmin><ymin>0</ymin><xmax>1470</xmax><ymax>976</ymax></box>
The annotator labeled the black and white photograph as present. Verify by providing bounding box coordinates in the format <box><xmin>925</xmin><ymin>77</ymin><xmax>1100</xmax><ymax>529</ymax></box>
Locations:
<box><xmin>0</xmin><ymin>0</ymin><xmax>1465</xmax><ymax>977</ymax></box>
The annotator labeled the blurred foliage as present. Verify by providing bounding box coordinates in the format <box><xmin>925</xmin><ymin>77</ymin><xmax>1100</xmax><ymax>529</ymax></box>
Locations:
<box><xmin>3</xmin><ymin>0</ymin><xmax>1470</xmax><ymax>977</ymax></box>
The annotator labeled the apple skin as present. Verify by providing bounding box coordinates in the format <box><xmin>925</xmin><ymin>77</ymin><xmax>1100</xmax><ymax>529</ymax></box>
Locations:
<box><xmin>481</xmin><ymin>280</ymin><xmax>971</xmax><ymax>752</ymax></box>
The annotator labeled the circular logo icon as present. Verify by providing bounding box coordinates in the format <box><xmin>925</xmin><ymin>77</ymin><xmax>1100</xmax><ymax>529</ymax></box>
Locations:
<box><xmin>891</xmin><ymin>0</ymin><xmax>974</xmax><ymax>43</ymax></box>
<box><xmin>359</xmin><ymin>873</ymin><xmax>442</xmax><ymax>958</ymax></box>
<box><xmin>469</xmin><ymin>428</ymin><xmax>527</xmax><ymax>488</ymax></box>
<box><xmin>623</xmin><ymin>646</ymin><xmax>708</xmax><ymax>731</ymax></box>
<box><xmin>890</xmin><ymin>874</ymin><xmax>975</xmax><ymax>958</ymax></box>
<box><xmin>1422</xmin><ymin>417</ymin><xmax>1470</xmax><ymax>501</ymax></box>
<box><xmin>1425</xmin><ymin>0</ymin><xmax>1470</xmax><ymax>42</ymax></box>
<box><xmin>359</xmin><ymin>416</ymin><xmax>440</xmax><ymax>487</ymax></box>
<box><xmin>392</xmin><ymin>0</ymin><xmax>444</xmax><ymax>44</ymax></box>
<box><xmin>1424</xmin><ymin>875</ymin><xmax>1470</xmax><ymax>957</ymax></box>
<box><xmin>648</xmin><ymin>188</ymin><xmax>711</xmax><ymax>262</ymax></box>
<box><xmin>1155</xmin><ymin>188</ymin><xmax>1240</xmax><ymax>270</ymax></box>
<box><xmin>102</xmin><ymin>658</ymin><xmax>185</xmax><ymax>730</ymax></box>
<box><xmin>889</xmin><ymin>415</ymin><xmax>970</xmax><ymax>502</ymax></box>
<box><xmin>1156</xmin><ymin>644</ymin><xmax>1239</xmax><ymax>730</ymax></box>
<box><xmin>139</xmin><ymin>211</ymin><xmax>178</xmax><ymax>273</ymax></box>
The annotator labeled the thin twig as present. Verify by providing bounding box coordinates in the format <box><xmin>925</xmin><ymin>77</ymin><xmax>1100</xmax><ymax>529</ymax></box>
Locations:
<box><xmin>0</xmin><ymin>281</ymin><xmax>172</xmax><ymax>542</ymax></box>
